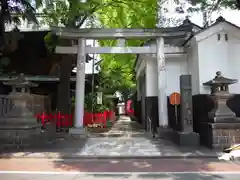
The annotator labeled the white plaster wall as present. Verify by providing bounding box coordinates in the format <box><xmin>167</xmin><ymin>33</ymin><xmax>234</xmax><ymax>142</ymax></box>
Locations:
<box><xmin>197</xmin><ymin>31</ymin><xmax>240</xmax><ymax>94</ymax></box>
<box><xmin>145</xmin><ymin>56</ymin><xmax>188</xmax><ymax>97</ymax></box>
<box><xmin>227</xmin><ymin>33</ymin><xmax>240</xmax><ymax>94</ymax></box>
<box><xmin>198</xmin><ymin>32</ymin><xmax>229</xmax><ymax>94</ymax></box>
<box><xmin>187</xmin><ymin>40</ymin><xmax>200</xmax><ymax>95</ymax></box>
<box><xmin>146</xmin><ymin>58</ymin><xmax>158</xmax><ymax>97</ymax></box>
<box><xmin>165</xmin><ymin>57</ymin><xmax>188</xmax><ymax>96</ymax></box>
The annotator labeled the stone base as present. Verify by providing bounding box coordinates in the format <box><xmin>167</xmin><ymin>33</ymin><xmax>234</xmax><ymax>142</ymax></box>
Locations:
<box><xmin>173</xmin><ymin>131</ymin><xmax>199</xmax><ymax>146</ymax></box>
<box><xmin>158</xmin><ymin>127</ymin><xmax>174</xmax><ymax>139</ymax></box>
<box><xmin>200</xmin><ymin>121</ymin><xmax>240</xmax><ymax>150</ymax></box>
<box><xmin>69</xmin><ymin>127</ymin><xmax>87</xmax><ymax>138</ymax></box>
<box><xmin>0</xmin><ymin>122</ymin><xmax>56</xmax><ymax>148</ymax></box>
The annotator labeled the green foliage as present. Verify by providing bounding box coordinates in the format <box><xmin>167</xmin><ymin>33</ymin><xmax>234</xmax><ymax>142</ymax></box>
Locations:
<box><xmin>41</xmin><ymin>0</ymin><xmax>126</xmax><ymax>28</ymax></box>
<box><xmin>0</xmin><ymin>0</ymin><xmax>43</xmax><ymax>49</ymax></box>
<box><xmin>0</xmin><ymin>0</ymin><xmax>43</xmax><ymax>26</ymax></box>
<box><xmin>189</xmin><ymin>0</ymin><xmax>239</xmax><ymax>10</ymax></box>
<box><xmin>41</xmin><ymin>0</ymin><xmax>157</xmax><ymax>99</ymax></box>
<box><xmin>84</xmin><ymin>92</ymin><xmax>112</xmax><ymax>113</ymax></box>
<box><xmin>41</xmin><ymin>0</ymin><xmax>133</xmax><ymax>51</ymax></box>
<box><xmin>97</xmin><ymin>0</ymin><xmax>157</xmax><ymax>96</ymax></box>
<box><xmin>44</xmin><ymin>32</ymin><xmax>59</xmax><ymax>52</ymax></box>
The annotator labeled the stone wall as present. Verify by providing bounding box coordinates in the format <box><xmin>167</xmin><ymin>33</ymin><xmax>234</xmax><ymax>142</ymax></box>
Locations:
<box><xmin>200</xmin><ymin>122</ymin><xmax>240</xmax><ymax>149</ymax></box>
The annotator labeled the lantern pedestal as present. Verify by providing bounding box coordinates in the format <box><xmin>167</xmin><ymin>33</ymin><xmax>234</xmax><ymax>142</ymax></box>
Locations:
<box><xmin>208</xmin><ymin>92</ymin><xmax>236</xmax><ymax>123</ymax></box>
<box><xmin>172</xmin><ymin>131</ymin><xmax>199</xmax><ymax>146</ymax></box>
<box><xmin>200</xmin><ymin>121</ymin><xmax>240</xmax><ymax>150</ymax></box>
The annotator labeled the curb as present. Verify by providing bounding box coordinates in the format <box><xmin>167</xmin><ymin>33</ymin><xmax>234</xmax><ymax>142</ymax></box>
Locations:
<box><xmin>0</xmin><ymin>154</ymin><xmax>220</xmax><ymax>159</ymax></box>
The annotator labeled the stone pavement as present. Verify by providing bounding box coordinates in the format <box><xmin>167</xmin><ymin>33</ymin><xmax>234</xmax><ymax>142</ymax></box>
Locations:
<box><xmin>0</xmin><ymin>116</ymin><xmax>223</xmax><ymax>158</ymax></box>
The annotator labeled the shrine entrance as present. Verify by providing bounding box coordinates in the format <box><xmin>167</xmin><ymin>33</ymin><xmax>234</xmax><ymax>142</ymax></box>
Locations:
<box><xmin>52</xmin><ymin>27</ymin><xmax>191</xmax><ymax>136</ymax></box>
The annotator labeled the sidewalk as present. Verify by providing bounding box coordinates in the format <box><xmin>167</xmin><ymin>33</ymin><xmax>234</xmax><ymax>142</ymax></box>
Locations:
<box><xmin>0</xmin><ymin>116</ymin><xmax>223</xmax><ymax>159</ymax></box>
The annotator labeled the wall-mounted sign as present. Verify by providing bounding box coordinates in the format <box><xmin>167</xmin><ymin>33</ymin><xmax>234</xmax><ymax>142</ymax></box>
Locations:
<box><xmin>169</xmin><ymin>92</ymin><xmax>180</xmax><ymax>105</ymax></box>
<box><xmin>169</xmin><ymin>92</ymin><xmax>181</xmax><ymax>125</ymax></box>
<box><xmin>97</xmin><ymin>92</ymin><xmax>102</xmax><ymax>104</ymax></box>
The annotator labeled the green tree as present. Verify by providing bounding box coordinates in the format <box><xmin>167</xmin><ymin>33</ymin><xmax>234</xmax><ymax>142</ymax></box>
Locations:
<box><xmin>187</xmin><ymin>0</ymin><xmax>240</xmax><ymax>26</ymax></box>
<box><xmin>189</xmin><ymin>0</ymin><xmax>239</xmax><ymax>10</ymax></box>
<box><xmin>97</xmin><ymin>0</ymin><xmax>157</xmax><ymax>103</ymax></box>
<box><xmin>41</xmin><ymin>0</ymin><xmax>141</xmax><ymax>114</ymax></box>
<box><xmin>0</xmin><ymin>0</ymin><xmax>42</xmax><ymax>49</ymax></box>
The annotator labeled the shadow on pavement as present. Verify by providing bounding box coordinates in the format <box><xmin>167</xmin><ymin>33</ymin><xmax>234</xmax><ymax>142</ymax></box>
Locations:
<box><xmin>0</xmin><ymin>134</ymin><xmax>88</xmax><ymax>159</ymax></box>
<box><xmin>138</xmin><ymin>173</ymin><xmax>225</xmax><ymax>180</ymax></box>
<box><xmin>52</xmin><ymin>158</ymin><xmax>230</xmax><ymax>173</ymax></box>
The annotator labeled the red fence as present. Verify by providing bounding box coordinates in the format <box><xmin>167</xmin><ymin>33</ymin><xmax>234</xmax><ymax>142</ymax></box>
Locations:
<box><xmin>83</xmin><ymin>110</ymin><xmax>116</xmax><ymax>127</ymax></box>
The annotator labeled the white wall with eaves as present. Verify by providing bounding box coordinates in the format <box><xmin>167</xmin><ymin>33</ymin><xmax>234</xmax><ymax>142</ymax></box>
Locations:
<box><xmin>193</xmin><ymin>22</ymin><xmax>240</xmax><ymax>94</ymax></box>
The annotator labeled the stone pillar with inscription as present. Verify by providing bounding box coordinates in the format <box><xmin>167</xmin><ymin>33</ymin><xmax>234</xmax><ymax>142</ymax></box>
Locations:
<box><xmin>174</xmin><ymin>75</ymin><xmax>199</xmax><ymax>146</ymax></box>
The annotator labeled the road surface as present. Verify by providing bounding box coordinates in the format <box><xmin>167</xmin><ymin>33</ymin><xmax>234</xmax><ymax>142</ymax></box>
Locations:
<box><xmin>0</xmin><ymin>158</ymin><xmax>240</xmax><ymax>179</ymax></box>
<box><xmin>0</xmin><ymin>172</ymin><xmax>240</xmax><ymax>180</ymax></box>
<box><xmin>1</xmin><ymin>158</ymin><xmax>240</xmax><ymax>172</ymax></box>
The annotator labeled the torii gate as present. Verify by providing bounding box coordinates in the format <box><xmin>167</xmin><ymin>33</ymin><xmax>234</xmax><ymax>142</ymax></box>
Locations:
<box><xmin>52</xmin><ymin>27</ymin><xmax>191</xmax><ymax>135</ymax></box>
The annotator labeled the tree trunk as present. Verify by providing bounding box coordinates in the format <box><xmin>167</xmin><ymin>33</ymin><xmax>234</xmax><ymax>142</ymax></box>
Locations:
<box><xmin>57</xmin><ymin>0</ymin><xmax>76</xmax><ymax>117</ymax></box>
<box><xmin>0</xmin><ymin>0</ymin><xmax>6</xmax><ymax>50</ymax></box>
<box><xmin>57</xmin><ymin>55</ymin><xmax>73</xmax><ymax>115</ymax></box>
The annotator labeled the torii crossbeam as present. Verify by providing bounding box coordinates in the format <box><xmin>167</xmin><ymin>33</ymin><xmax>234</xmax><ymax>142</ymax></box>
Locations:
<box><xmin>52</xmin><ymin>27</ymin><xmax>191</xmax><ymax>135</ymax></box>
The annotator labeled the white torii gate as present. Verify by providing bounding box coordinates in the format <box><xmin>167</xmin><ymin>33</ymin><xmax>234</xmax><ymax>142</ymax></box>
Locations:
<box><xmin>52</xmin><ymin>27</ymin><xmax>191</xmax><ymax>135</ymax></box>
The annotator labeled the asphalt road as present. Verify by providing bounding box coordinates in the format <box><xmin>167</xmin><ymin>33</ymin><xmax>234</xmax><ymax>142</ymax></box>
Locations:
<box><xmin>0</xmin><ymin>172</ymin><xmax>240</xmax><ymax>180</ymax></box>
<box><xmin>1</xmin><ymin>158</ymin><xmax>240</xmax><ymax>172</ymax></box>
<box><xmin>0</xmin><ymin>158</ymin><xmax>240</xmax><ymax>180</ymax></box>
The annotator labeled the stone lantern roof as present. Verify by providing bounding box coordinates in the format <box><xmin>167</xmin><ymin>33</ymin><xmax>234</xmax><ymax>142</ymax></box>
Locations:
<box><xmin>3</xmin><ymin>73</ymin><xmax>38</xmax><ymax>88</ymax></box>
<box><xmin>203</xmin><ymin>71</ymin><xmax>237</xmax><ymax>86</ymax></box>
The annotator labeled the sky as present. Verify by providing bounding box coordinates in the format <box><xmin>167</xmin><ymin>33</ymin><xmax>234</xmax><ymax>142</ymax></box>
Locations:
<box><xmin>189</xmin><ymin>9</ymin><xmax>240</xmax><ymax>27</ymax></box>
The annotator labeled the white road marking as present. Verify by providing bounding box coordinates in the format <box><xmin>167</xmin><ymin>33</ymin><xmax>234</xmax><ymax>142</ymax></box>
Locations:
<box><xmin>0</xmin><ymin>171</ymin><xmax>239</xmax><ymax>175</ymax></box>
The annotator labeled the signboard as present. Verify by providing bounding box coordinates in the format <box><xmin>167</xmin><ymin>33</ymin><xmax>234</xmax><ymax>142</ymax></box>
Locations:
<box><xmin>169</xmin><ymin>92</ymin><xmax>180</xmax><ymax>125</ymax></box>
<box><xmin>169</xmin><ymin>92</ymin><xmax>180</xmax><ymax>105</ymax></box>
<box><xmin>97</xmin><ymin>92</ymin><xmax>102</xmax><ymax>104</ymax></box>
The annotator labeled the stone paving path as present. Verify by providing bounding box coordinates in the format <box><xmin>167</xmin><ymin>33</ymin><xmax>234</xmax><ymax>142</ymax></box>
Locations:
<box><xmin>79</xmin><ymin>116</ymin><xmax>164</xmax><ymax>156</ymax></box>
<box><xmin>75</xmin><ymin>116</ymin><xmax>221</xmax><ymax>157</ymax></box>
<box><xmin>0</xmin><ymin>116</ymin><xmax>223</xmax><ymax>158</ymax></box>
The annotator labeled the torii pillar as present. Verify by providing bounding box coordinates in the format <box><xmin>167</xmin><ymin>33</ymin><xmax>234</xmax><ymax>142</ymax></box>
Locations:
<box><xmin>55</xmin><ymin>38</ymin><xmax>86</xmax><ymax>136</ymax></box>
<box><xmin>156</xmin><ymin>37</ymin><xmax>168</xmax><ymax>128</ymax></box>
<box><xmin>53</xmin><ymin>27</ymin><xmax>191</xmax><ymax>137</ymax></box>
<box><xmin>69</xmin><ymin>38</ymin><xmax>86</xmax><ymax>135</ymax></box>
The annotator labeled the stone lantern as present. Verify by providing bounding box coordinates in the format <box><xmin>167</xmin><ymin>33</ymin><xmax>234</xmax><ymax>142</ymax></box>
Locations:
<box><xmin>2</xmin><ymin>73</ymin><xmax>39</xmax><ymax>125</ymax></box>
<box><xmin>4</xmin><ymin>73</ymin><xmax>38</xmax><ymax>94</ymax></box>
<box><xmin>0</xmin><ymin>73</ymin><xmax>43</xmax><ymax>147</ymax></box>
<box><xmin>203</xmin><ymin>71</ymin><xmax>238</xmax><ymax>123</ymax></box>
